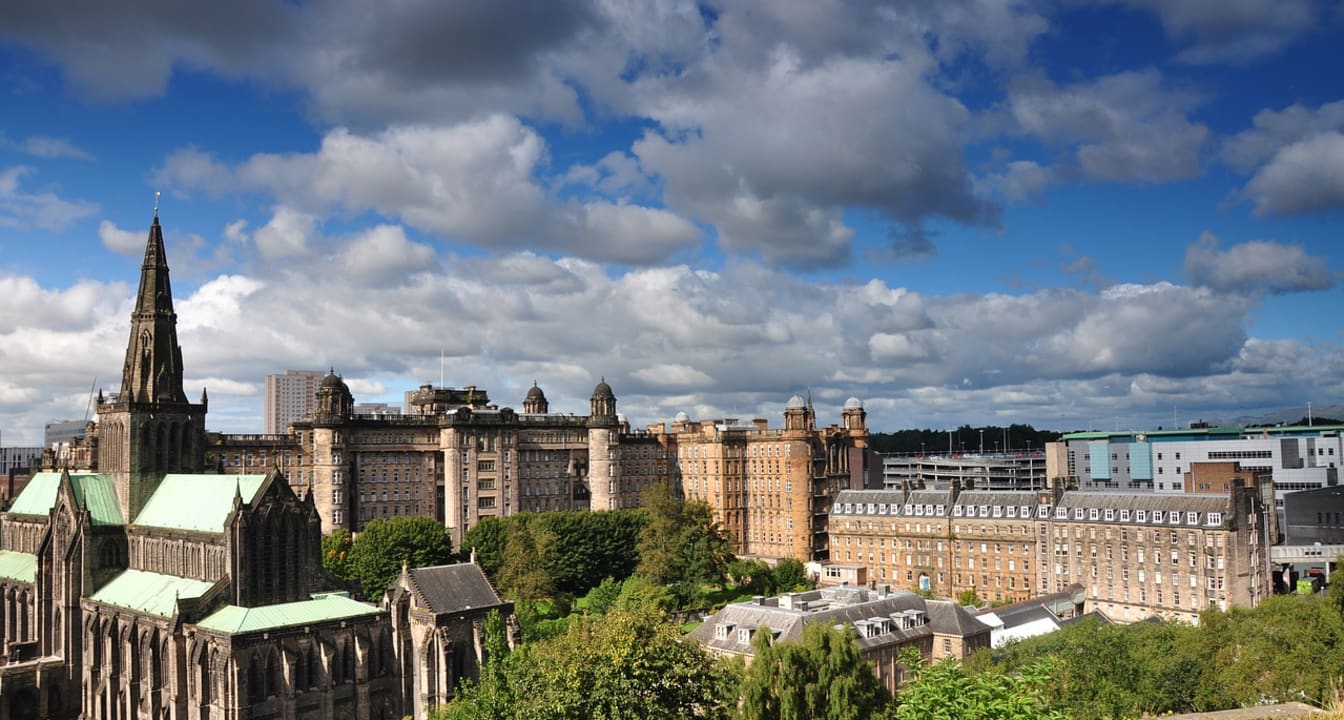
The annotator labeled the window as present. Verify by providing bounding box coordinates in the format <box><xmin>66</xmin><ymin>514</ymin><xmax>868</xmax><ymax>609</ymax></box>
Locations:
<box><xmin>1206</xmin><ymin>512</ymin><xmax>1222</xmax><ymax>526</ymax></box>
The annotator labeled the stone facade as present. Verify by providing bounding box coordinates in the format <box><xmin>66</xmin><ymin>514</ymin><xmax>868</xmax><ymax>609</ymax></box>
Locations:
<box><xmin>829</xmin><ymin>478</ymin><xmax>1272</xmax><ymax>622</ymax></box>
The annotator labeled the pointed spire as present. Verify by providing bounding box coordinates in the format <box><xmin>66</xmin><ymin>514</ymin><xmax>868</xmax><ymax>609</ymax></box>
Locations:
<box><xmin>120</xmin><ymin>207</ymin><xmax>188</xmax><ymax>404</ymax></box>
<box><xmin>200</xmin><ymin>386</ymin><xmax>208</xmax><ymax>407</ymax></box>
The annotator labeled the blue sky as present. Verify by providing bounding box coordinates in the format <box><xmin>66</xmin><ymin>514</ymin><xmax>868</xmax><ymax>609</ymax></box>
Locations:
<box><xmin>0</xmin><ymin>1</ymin><xmax>1342</xmax><ymax>445</ymax></box>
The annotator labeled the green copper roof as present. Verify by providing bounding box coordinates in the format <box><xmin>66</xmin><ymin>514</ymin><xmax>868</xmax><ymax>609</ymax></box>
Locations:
<box><xmin>196</xmin><ymin>594</ymin><xmax>382</xmax><ymax>635</ymax></box>
<box><xmin>89</xmin><ymin>569</ymin><xmax>214</xmax><ymax>617</ymax></box>
<box><xmin>133</xmin><ymin>474</ymin><xmax>267</xmax><ymax>533</ymax></box>
<box><xmin>7</xmin><ymin>472</ymin><xmax>105</xmax><ymax>517</ymax></box>
<box><xmin>0</xmin><ymin>550</ymin><xmax>37</xmax><ymax>584</ymax></box>
<box><xmin>70</xmin><ymin>474</ymin><xmax>123</xmax><ymax>525</ymax></box>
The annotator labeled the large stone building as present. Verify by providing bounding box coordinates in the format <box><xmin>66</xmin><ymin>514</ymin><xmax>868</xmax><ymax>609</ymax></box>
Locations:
<box><xmin>211</xmin><ymin>384</ymin><xmax>869</xmax><ymax>563</ymax></box>
<box><xmin>0</xmin><ymin>213</ymin><xmax>510</xmax><ymax>720</ymax></box>
<box><xmin>828</xmin><ymin>477</ymin><xmax>1272</xmax><ymax>623</ymax></box>
<box><xmin>689</xmin><ymin>584</ymin><xmax>990</xmax><ymax>694</ymax></box>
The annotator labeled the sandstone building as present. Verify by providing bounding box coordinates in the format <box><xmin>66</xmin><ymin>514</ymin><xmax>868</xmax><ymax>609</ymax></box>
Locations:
<box><xmin>828</xmin><ymin>478</ymin><xmax>1271</xmax><ymax>623</ymax></box>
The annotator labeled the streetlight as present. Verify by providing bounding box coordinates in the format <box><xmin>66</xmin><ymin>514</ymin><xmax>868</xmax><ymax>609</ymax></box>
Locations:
<box><xmin>979</xmin><ymin>429</ymin><xmax>984</xmax><ymax>455</ymax></box>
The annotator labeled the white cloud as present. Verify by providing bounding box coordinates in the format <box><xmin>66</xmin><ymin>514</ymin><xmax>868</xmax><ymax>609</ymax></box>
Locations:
<box><xmin>156</xmin><ymin>119</ymin><xmax>701</xmax><ymax>265</ymax></box>
<box><xmin>1185</xmin><ymin>231</ymin><xmax>1334</xmax><ymax>294</ymax></box>
<box><xmin>98</xmin><ymin>219</ymin><xmax>142</xmax><ymax>255</ymax></box>
<box><xmin>0</xmin><ymin>134</ymin><xmax>94</xmax><ymax>160</ymax></box>
<box><xmin>223</xmin><ymin>219</ymin><xmax>249</xmax><ymax>244</ymax></box>
<box><xmin>1007</xmin><ymin>70</ymin><xmax>1208</xmax><ymax>183</ymax></box>
<box><xmin>1240</xmin><ymin>132</ymin><xmax>1344</xmax><ymax>216</ymax></box>
<box><xmin>338</xmin><ymin>225</ymin><xmax>439</xmax><ymax>285</ymax></box>
<box><xmin>1122</xmin><ymin>0</ymin><xmax>1318</xmax><ymax>64</ymax></box>
<box><xmin>0</xmin><ymin>166</ymin><xmax>98</xmax><ymax>231</ymax></box>
<box><xmin>632</xmin><ymin>364</ymin><xmax>713</xmax><ymax>389</ymax></box>
<box><xmin>1223</xmin><ymin>100</ymin><xmax>1344</xmax><ymax>172</ymax></box>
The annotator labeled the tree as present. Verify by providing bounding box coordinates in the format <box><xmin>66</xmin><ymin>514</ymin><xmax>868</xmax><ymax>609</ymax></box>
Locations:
<box><xmin>345</xmin><ymin>516</ymin><xmax>454</xmax><ymax>599</ymax></box>
<box><xmin>888</xmin><ymin>648</ymin><xmax>1064</xmax><ymax>720</ymax></box>
<box><xmin>637</xmin><ymin>482</ymin><xmax>734</xmax><ymax>590</ymax></box>
<box><xmin>1330</xmin><ymin>554</ymin><xmax>1344</xmax><ymax>613</ymax></box>
<box><xmin>461</xmin><ymin>516</ymin><xmax>507</xmax><ymax>577</ymax></box>
<box><xmin>728</xmin><ymin>559</ymin><xmax>774</xmax><ymax>594</ymax></box>
<box><xmin>737</xmin><ymin>623</ymin><xmax>888</xmax><ymax>720</ymax></box>
<box><xmin>496</xmin><ymin>517</ymin><xmax>556</xmax><ymax>602</ymax></box>
<box><xmin>957</xmin><ymin>589</ymin><xmax>982</xmax><ymax>607</ymax></box>
<box><xmin>322</xmin><ymin>528</ymin><xmax>353</xmax><ymax>579</ymax></box>
<box><xmin>771</xmin><ymin>559</ymin><xmax>810</xmax><ymax>593</ymax></box>
<box><xmin>582</xmin><ymin>576</ymin><xmax>624</xmax><ymax>616</ymax></box>
<box><xmin>436</xmin><ymin>607</ymin><xmax>735</xmax><ymax>720</ymax></box>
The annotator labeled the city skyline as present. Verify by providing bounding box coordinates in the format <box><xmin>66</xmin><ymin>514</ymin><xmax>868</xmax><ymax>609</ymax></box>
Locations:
<box><xmin>1</xmin><ymin>2</ymin><xmax>1343</xmax><ymax>445</ymax></box>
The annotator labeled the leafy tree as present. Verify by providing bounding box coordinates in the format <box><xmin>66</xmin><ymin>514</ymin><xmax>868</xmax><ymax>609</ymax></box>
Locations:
<box><xmin>436</xmin><ymin>607</ymin><xmax>735</xmax><ymax>720</ymax></box>
<box><xmin>771</xmin><ymin>558</ymin><xmax>811</xmax><ymax>593</ymax></box>
<box><xmin>322</xmin><ymin>528</ymin><xmax>354</xmax><ymax>579</ymax></box>
<box><xmin>887</xmin><ymin>648</ymin><xmax>1064</xmax><ymax>720</ymax></box>
<box><xmin>582</xmin><ymin>576</ymin><xmax>624</xmax><ymax>616</ymax></box>
<box><xmin>637</xmin><ymin>482</ymin><xmax>734</xmax><ymax>590</ymax></box>
<box><xmin>728</xmin><ymin>559</ymin><xmax>774</xmax><ymax>594</ymax></box>
<box><xmin>957</xmin><ymin>589</ymin><xmax>982</xmax><ymax>607</ymax></box>
<box><xmin>737</xmin><ymin>623</ymin><xmax>888</xmax><ymax>720</ymax></box>
<box><xmin>345</xmin><ymin>516</ymin><xmax>453</xmax><ymax>599</ymax></box>
<box><xmin>612</xmin><ymin>575</ymin><xmax>680</xmax><ymax>617</ymax></box>
<box><xmin>1330</xmin><ymin>554</ymin><xmax>1344</xmax><ymax>613</ymax></box>
<box><xmin>496</xmin><ymin>517</ymin><xmax>555</xmax><ymax>601</ymax></box>
<box><xmin>461</xmin><ymin>516</ymin><xmax>507</xmax><ymax>577</ymax></box>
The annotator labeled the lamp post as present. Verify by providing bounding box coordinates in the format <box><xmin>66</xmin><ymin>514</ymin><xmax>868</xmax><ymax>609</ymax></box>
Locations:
<box><xmin>979</xmin><ymin>429</ymin><xmax>984</xmax><ymax>455</ymax></box>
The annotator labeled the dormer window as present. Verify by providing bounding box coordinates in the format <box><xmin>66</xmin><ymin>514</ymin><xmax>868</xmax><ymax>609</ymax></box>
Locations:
<box><xmin>715</xmin><ymin>622</ymin><xmax>735</xmax><ymax>640</ymax></box>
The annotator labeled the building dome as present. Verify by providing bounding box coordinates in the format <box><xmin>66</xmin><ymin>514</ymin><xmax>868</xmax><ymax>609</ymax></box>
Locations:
<box><xmin>844</xmin><ymin>396</ymin><xmax>863</xmax><ymax>410</ymax></box>
<box><xmin>674</xmin><ymin>411</ymin><xmax>690</xmax><ymax>423</ymax></box>
<box><xmin>591</xmin><ymin>378</ymin><xmax>615</xmax><ymax>399</ymax></box>
<box><xmin>526</xmin><ymin>383</ymin><xmax>546</xmax><ymax>400</ymax></box>
<box><xmin>319</xmin><ymin>369</ymin><xmax>348</xmax><ymax>392</ymax></box>
<box><xmin>786</xmin><ymin>394</ymin><xmax>806</xmax><ymax>409</ymax></box>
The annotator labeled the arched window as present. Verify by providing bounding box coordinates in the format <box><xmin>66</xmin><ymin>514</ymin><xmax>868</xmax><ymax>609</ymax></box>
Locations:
<box><xmin>265</xmin><ymin>650</ymin><xmax>281</xmax><ymax>698</ymax></box>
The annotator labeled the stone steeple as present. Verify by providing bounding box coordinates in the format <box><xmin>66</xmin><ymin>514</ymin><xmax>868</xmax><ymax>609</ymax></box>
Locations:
<box><xmin>97</xmin><ymin>209</ymin><xmax>208</xmax><ymax>523</ymax></box>
<box><xmin>120</xmin><ymin>212</ymin><xmax>188</xmax><ymax>404</ymax></box>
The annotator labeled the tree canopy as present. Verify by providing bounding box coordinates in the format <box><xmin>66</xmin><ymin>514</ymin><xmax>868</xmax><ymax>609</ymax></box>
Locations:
<box><xmin>637</xmin><ymin>481</ymin><xmax>734</xmax><ymax>588</ymax></box>
<box><xmin>340</xmin><ymin>516</ymin><xmax>454</xmax><ymax>599</ymax></box>
<box><xmin>737</xmin><ymin>623</ymin><xmax>888</xmax><ymax>720</ymax></box>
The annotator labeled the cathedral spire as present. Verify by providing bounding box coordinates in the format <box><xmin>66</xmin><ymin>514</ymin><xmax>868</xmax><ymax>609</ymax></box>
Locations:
<box><xmin>120</xmin><ymin>209</ymin><xmax>188</xmax><ymax>404</ymax></box>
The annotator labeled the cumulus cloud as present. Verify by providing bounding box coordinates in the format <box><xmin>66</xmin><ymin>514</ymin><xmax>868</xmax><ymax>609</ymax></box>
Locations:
<box><xmin>0</xmin><ymin>134</ymin><xmax>93</xmax><ymax>160</ymax></box>
<box><xmin>1121</xmin><ymin>0</ymin><xmax>1319</xmax><ymax>64</ymax></box>
<box><xmin>1240</xmin><ymin>132</ymin><xmax>1344</xmax><ymax>216</ymax></box>
<box><xmin>0</xmin><ymin>166</ymin><xmax>98</xmax><ymax>230</ymax></box>
<box><xmin>1007</xmin><ymin>70</ymin><xmax>1208</xmax><ymax>183</ymax></box>
<box><xmin>1223</xmin><ymin>100</ymin><xmax>1344</xmax><ymax>172</ymax></box>
<box><xmin>1185</xmin><ymin>231</ymin><xmax>1334</xmax><ymax>294</ymax></box>
<box><xmin>155</xmin><ymin>119</ymin><xmax>701</xmax><ymax>265</ymax></box>
<box><xmin>98</xmin><ymin>220</ymin><xmax>143</xmax><ymax>254</ymax></box>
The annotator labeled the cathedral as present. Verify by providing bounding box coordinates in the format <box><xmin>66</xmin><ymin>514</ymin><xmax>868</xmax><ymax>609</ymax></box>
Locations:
<box><xmin>0</xmin><ymin>214</ymin><xmax>510</xmax><ymax>719</ymax></box>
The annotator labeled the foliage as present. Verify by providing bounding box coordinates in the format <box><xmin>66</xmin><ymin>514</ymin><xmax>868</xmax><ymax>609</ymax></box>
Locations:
<box><xmin>957</xmin><ymin>590</ymin><xmax>981</xmax><ymax>607</ymax></box>
<box><xmin>637</xmin><ymin>482</ymin><xmax>735</xmax><ymax>590</ymax></box>
<box><xmin>496</xmin><ymin>516</ymin><xmax>556</xmax><ymax>601</ymax></box>
<box><xmin>321</xmin><ymin>528</ymin><xmax>353</xmax><ymax>579</ymax></box>
<box><xmin>582</xmin><ymin>576</ymin><xmax>624</xmax><ymax>616</ymax></box>
<box><xmin>612</xmin><ymin>575</ymin><xmax>680</xmax><ymax>617</ymax></box>
<box><xmin>460</xmin><ymin>510</ymin><xmax>647</xmax><ymax>596</ymax></box>
<box><xmin>772</xmin><ymin>558</ymin><xmax>811</xmax><ymax>593</ymax></box>
<box><xmin>435</xmin><ymin>607</ymin><xmax>735</xmax><ymax>720</ymax></box>
<box><xmin>887</xmin><ymin>648</ymin><xmax>1064</xmax><ymax>720</ymax></box>
<box><xmin>869</xmin><ymin>425</ymin><xmax>1061</xmax><ymax>455</ymax></box>
<box><xmin>1331</xmin><ymin>555</ymin><xmax>1344</xmax><ymax>613</ymax></box>
<box><xmin>728</xmin><ymin>559</ymin><xmax>774</xmax><ymax>594</ymax></box>
<box><xmin>344</xmin><ymin>516</ymin><xmax>453</xmax><ymax>599</ymax></box>
<box><xmin>737</xmin><ymin>623</ymin><xmax>888</xmax><ymax>720</ymax></box>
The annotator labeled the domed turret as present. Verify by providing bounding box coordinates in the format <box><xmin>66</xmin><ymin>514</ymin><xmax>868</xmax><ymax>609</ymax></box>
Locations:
<box><xmin>523</xmin><ymin>381</ymin><xmax>549</xmax><ymax>414</ymax></box>
<box><xmin>674</xmin><ymin>411</ymin><xmax>690</xmax><ymax>424</ymax></box>
<box><xmin>786</xmin><ymin>394</ymin><xmax>806</xmax><ymax>409</ymax></box>
<box><xmin>314</xmin><ymin>368</ymin><xmax>354</xmax><ymax>423</ymax></box>
<box><xmin>842</xmin><ymin>394</ymin><xmax>867</xmax><ymax>433</ymax></box>
<box><xmin>588</xmin><ymin>376</ymin><xmax>617</xmax><ymax>426</ymax></box>
<box><xmin>844</xmin><ymin>396</ymin><xmax>863</xmax><ymax>410</ymax></box>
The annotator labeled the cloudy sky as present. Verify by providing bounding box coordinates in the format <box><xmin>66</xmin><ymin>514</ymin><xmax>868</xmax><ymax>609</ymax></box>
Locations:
<box><xmin>0</xmin><ymin>1</ymin><xmax>1341</xmax><ymax>446</ymax></box>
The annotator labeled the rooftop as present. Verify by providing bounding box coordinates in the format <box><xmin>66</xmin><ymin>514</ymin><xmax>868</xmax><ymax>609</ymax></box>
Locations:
<box><xmin>6</xmin><ymin>472</ymin><xmax>122</xmax><ymax>525</ymax></box>
<box><xmin>133</xmin><ymin>474</ymin><xmax>268</xmax><ymax>532</ymax></box>
<box><xmin>196</xmin><ymin>593</ymin><xmax>381</xmax><ymax>635</ymax></box>
<box><xmin>89</xmin><ymin>569</ymin><xmax>215</xmax><ymax>617</ymax></box>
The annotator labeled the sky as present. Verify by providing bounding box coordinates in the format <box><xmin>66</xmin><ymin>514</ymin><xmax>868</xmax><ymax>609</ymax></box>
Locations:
<box><xmin>0</xmin><ymin>1</ymin><xmax>1342</xmax><ymax>446</ymax></box>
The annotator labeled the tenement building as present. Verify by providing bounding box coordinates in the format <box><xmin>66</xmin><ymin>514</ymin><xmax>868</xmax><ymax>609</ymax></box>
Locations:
<box><xmin>0</xmin><ymin>213</ymin><xmax>508</xmax><ymax>720</ymax></box>
<box><xmin>690</xmin><ymin>584</ymin><xmax>990</xmax><ymax>694</ymax></box>
<box><xmin>828</xmin><ymin>478</ymin><xmax>1271</xmax><ymax>623</ymax></box>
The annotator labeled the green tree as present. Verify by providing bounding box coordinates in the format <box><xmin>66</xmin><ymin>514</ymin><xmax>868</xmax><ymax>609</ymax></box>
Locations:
<box><xmin>771</xmin><ymin>558</ymin><xmax>811</xmax><ymax>593</ymax></box>
<box><xmin>437</xmin><ymin>607</ymin><xmax>735</xmax><ymax>720</ymax></box>
<box><xmin>321</xmin><ymin>528</ymin><xmax>354</xmax><ymax>579</ymax></box>
<box><xmin>582</xmin><ymin>576</ymin><xmax>624</xmax><ymax>616</ymax></box>
<box><xmin>461</xmin><ymin>516</ymin><xmax>507</xmax><ymax>577</ymax></box>
<box><xmin>345</xmin><ymin>516</ymin><xmax>454</xmax><ymax>599</ymax></box>
<box><xmin>888</xmin><ymin>648</ymin><xmax>1064</xmax><ymax>720</ymax></box>
<box><xmin>612</xmin><ymin>575</ymin><xmax>679</xmax><ymax>617</ymax></box>
<box><xmin>1330</xmin><ymin>554</ymin><xmax>1344</xmax><ymax>613</ymax></box>
<box><xmin>496</xmin><ymin>517</ymin><xmax>556</xmax><ymax>601</ymax></box>
<box><xmin>957</xmin><ymin>589</ymin><xmax>982</xmax><ymax>607</ymax></box>
<box><xmin>637</xmin><ymin>482</ymin><xmax>734</xmax><ymax>590</ymax></box>
<box><xmin>737</xmin><ymin>623</ymin><xmax>888</xmax><ymax>720</ymax></box>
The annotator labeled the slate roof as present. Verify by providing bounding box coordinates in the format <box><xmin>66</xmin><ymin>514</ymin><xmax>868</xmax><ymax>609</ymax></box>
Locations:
<box><xmin>89</xmin><ymin>569</ymin><xmax>215</xmax><ymax>617</ymax></box>
<box><xmin>689</xmin><ymin>587</ymin><xmax>990</xmax><ymax>656</ymax></box>
<box><xmin>955</xmin><ymin>490</ymin><xmax>1040</xmax><ymax>508</ymax></box>
<box><xmin>0</xmin><ymin>550</ymin><xmax>37</xmax><ymax>584</ymax></box>
<box><xmin>133</xmin><ymin>474</ymin><xmax>267</xmax><ymax>532</ymax></box>
<box><xmin>7</xmin><ymin>472</ymin><xmax>123</xmax><ymax>525</ymax></box>
<box><xmin>406</xmin><ymin>563</ymin><xmax>505</xmax><ymax>615</ymax></box>
<box><xmin>196</xmin><ymin>593</ymin><xmax>381</xmax><ymax>635</ymax></box>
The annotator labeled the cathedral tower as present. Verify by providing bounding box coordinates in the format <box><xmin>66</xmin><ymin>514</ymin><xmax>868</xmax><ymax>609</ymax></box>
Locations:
<box><xmin>586</xmin><ymin>378</ymin><xmax>619</xmax><ymax>510</ymax></box>
<box><xmin>96</xmin><ymin>211</ymin><xmax>208</xmax><ymax>522</ymax></box>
